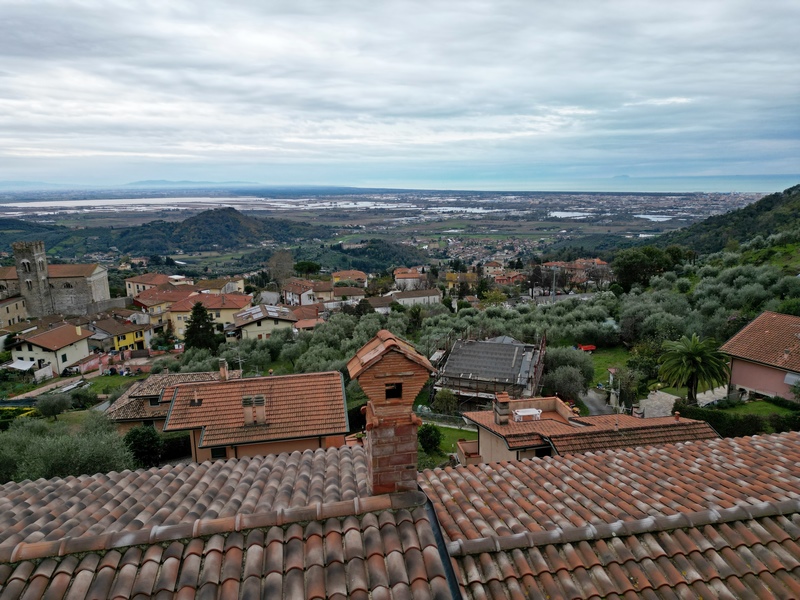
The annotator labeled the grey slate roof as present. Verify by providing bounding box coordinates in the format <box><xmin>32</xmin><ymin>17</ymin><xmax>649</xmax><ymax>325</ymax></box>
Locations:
<box><xmin>439</xmin><ymin>339</ymin><xmax>538</xmax><ymax>386</ymax></box>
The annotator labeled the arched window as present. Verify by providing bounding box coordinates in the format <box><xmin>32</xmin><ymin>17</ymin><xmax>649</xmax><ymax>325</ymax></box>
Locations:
<box><xmin>38</xmin><ymin>260</ymin><xmax>44</xmax><ymax>271</ymax></box>
<box><xmin>0</xmin><ymin>285</ymin><xmax>6</xmax><ymax>292</ymax></box>
<box><xmin>21</xmin><ymin>261</ymin><xmax>31</xmax><ymax>273</ymax></box>
<box><xmin>63</xmin><ymin>282</ymin><xmax>73</xmax><ymax>289</ymax></box>
<box><xmin>25</xmin><ymin>280</ymin><xmax>32</xmax><ymax>291</ymax></box>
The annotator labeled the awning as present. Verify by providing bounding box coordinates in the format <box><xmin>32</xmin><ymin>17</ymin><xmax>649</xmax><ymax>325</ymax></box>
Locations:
<box><xmin>785</xmin><ymin>372</ymin><xmax>800</xmax><ymax>386</ymax></box>
<box><xmin>6</xmin><ymin>359</ymin><xmax>35</xmax><ymax>371</ymax></box>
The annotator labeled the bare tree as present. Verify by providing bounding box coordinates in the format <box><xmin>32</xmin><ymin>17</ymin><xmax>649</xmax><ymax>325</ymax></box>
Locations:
<box><xmin>267</xmin><ymin>250</ymin><xmax>294</xmax><ymax>287</ymax></box>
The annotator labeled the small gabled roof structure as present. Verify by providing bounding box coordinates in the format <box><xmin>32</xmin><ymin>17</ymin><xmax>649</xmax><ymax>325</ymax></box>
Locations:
<box><xmin>163</xmin><ymin>372</ymin><xmax>348</xmax><ymax>448</ymax></box>
<box><xmin>347</xmin><ymin>330</ymin><xmax>434</xmax><ymax>379</ymax></box>
<box><xmin>332</xmin><ymin>286</ymin><xmax>365</xmax><ymax>299</ymax></box>
<box><xmin>233</xmin><ymin>304</ymin><xmax>297</xmax><ymax>328</ymax></box>
<box><xmin>19</xmin><ymin>324</ymin><xmax>92</xmax><ymax>351</ymax></box>
<box><xmin>106</xmin><ymin>370</ymin><xmax>243</xmax><ymax>422</ymax></box>
<box><xmin>721</xmin><ymin>310</ymin><xmax>800</xmax><ymax>372</ymax></box>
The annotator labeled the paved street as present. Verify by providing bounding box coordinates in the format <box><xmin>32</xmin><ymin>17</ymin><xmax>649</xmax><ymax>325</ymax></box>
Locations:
<box><xmin>582</xmin><ymin>388</ymin><xmax>614</xmax><ymax>415</ymax></box>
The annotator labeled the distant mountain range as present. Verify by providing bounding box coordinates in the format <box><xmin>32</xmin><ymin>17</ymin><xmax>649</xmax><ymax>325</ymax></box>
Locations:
<box><xmin>654</xmin><ymin>183</ymin><xmax>800</xmax><ymax>253</ymax></box>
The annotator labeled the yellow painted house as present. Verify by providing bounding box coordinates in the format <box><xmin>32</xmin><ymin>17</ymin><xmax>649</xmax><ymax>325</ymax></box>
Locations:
<box><xmin>91</xmin><ymin>318</ymin><xmax>153</xmax><ymax>351</ymax></box>
<box><xmin>169</xmin><ymin>293</ymin><xmax>253</xmax><ymax>339</ymax></box>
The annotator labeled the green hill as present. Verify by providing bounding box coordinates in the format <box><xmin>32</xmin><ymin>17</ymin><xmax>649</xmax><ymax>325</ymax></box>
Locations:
<box><xmin>0</xmin><ymin>208</ymin><xmax>332</xmax><ymax>257</ymax></box>
<box><xmin>655</xmin><ymin>184</ymin><xmax>800</xmax><ymax>254</ymax></box>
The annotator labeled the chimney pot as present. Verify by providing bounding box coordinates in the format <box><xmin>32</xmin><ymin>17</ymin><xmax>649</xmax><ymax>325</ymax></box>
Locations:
<box><xmin>75</xmin><ymin>326</ymin><xmax>81</xmax><ymax>336</ymax></box>
<box><xmin>218</xmin><ymin>358</ymin><xmax>229</xmax><ymax>381</ymax></box>
<box><xmin>242</xmin><ymin>396</ymin><xmax>254</xmax><ymax>426</ymax></box>
<box><xmin>674</xmin><ymin>411</ymin><xmax>680</xmax><ymax>421</ymax></box>
<box><xmin>253</xmin><ymin>395</ymin><xmax>266</xmax><ymax>424</ymax></box>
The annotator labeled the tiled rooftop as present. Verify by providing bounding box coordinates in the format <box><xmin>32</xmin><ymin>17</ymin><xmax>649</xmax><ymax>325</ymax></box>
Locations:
<box><xmin>0</xmin><ymin>450</ymin><xmax>450</xmax><ymax>600</ymax></box>
<box><xmin>420</xmin><ymin>431</ymin><xmax>800</xmax><ymax>598</ymax></box>
<box><xmin>163</xmin><ymin>371</ymin><xmax>348</xmax><ymax>447</ymax></box>
<box><xmin>0</xmin><ymin>447</ymin><xmax>368</xmax><ymax>550</ymax></box>
<box><xmin>721</xmin><ymin>310</ymin><xmax>800</xmax><ymax>372</ymax></box>
<box><xmin>19</xmin><ymin>324</ymin><xmax>92</xmax><ymax>351</ymax></box>
<box><xmin>133</xmin><ymin>285</ymin><xmax>201</xmax><ymax>307</ymax></box>
<box><xmin>0</xmin><ymin>263</ymin><xmax>102</xmax><ymax>279</ymax></box>
<box><xmin>169</xmin><ymin>292</ymin><xmax>252</xmax><ymax>312</ymax></box>
<box><xmin>106</xmin><ymin>370</ymin><xmax>243</xmax><ymax>421</ymax></box>
<box><xmin>124</xmin><ymin>273</ymin><xmax>172</xmax><ymax>286</ymax></box>
<box><xmin>347</xmin><ymin>329</ymin><xmax>434</xmax><ymax>379</ymax></box>
<box><xmin>233</xmin><ymin>304</ymin><xmax>297</xmax><ymax>327</ymax></box>
<box><xmin>465</xmin><ymin>409</ymin><xmax>718</xmax><ymax>453</ymax></box>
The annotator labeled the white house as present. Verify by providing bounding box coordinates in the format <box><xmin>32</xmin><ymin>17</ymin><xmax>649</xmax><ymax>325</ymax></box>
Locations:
<box><xmin>12</xmin><ymin>324</ymin><xmax>93</xmax><ymax>374</ymax></box>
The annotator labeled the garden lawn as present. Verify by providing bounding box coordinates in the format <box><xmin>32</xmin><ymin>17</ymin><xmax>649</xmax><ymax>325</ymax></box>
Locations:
<box><xmin>591</xmin><ymin>347</ymin><xmax>630</xmax><ymax>387</ymax></box>
<box><xmin>54</xmin><ymin>410</ymin><xmax>91</xmax><ymax>431</ymax></box>
<box><xmin>88</xmin><ymin>374</ymin><xmax>146</xmax><ymax>394</ymax></box>
<box><xmin>720</xmin><ymin>401</ymin><xmax>795</xmax><ymax>417</ymax></box>
<box><xmin>437</xmin><ymin>426</ymin><xmax>477</xmax><ymax>454</ymax></box>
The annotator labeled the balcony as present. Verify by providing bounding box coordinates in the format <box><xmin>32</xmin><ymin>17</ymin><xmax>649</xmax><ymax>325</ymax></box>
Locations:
<box><xmin>456</xmin><ymin>439</ymin><xmax>482</xmax><ymax>466</ymax></box>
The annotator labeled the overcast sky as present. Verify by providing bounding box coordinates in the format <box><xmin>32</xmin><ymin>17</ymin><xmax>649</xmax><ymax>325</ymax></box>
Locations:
<box><xmin>1</xmin><ymin>0</ymin><xmax>798</xmax><ymax>190</ymax></box>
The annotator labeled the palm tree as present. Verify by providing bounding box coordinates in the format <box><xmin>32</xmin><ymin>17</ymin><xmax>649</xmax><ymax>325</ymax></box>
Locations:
<box><xmin>659</xmin><ymin>334</ymin><xmax>730</xmax><ymax>405</ymax></box>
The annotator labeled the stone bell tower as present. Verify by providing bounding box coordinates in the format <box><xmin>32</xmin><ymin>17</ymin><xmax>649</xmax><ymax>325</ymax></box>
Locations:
<box><xmin>13</xmin><ymin>241</ymin><xmax>54</xmax><ymax>317</ymax></box>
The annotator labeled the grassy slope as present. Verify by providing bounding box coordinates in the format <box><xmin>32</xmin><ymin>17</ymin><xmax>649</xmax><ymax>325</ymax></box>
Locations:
<box><xmin>591</xmin><ymin>347</ymin><xmax>630</xmax><ymax>386</ymax></box>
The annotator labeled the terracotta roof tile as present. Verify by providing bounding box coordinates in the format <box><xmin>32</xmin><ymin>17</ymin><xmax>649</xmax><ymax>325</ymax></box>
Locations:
<box><xmin>105</xmin><ymin>370</ymin><xmax>242</xmax><ymax>422</ymax></box>
<box><xmin>169</xmin><ymin>293</ymin><xmax>252</xmax><ymax>313</ymax></box>
<box><xmin>125</xmin><ymin>273</ymin><xmax>173</xmax><ymax>286</ymax></box>
<box><xmin>133</xmin><ymin>285</ymin><xmax>201</xmax><ymax>307</ymax></box>
<box><xmin>347</xmin><ymin>330</ymin><xmax>434</xmax><ymax>379</ymax></box>
<box><xmin>721</xmin><ymin>310</ymin><xmax>800</xmax><ymax>372</ymax></box>
<box><xmin>162</xmin><ymin>371</ymin><xmax>347</xmax><ymax>447</ymax></box>
<box><xmin>19</xmin><ymin>324</ymin><xmax>92</xmax><ymax>352</ymax></box>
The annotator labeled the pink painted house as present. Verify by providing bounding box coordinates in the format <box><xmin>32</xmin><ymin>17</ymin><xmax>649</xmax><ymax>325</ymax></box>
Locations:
<box><xmin>721</xmin><ymin>311</ymin><xmax>800</xmax><ymax>400</ymax></box>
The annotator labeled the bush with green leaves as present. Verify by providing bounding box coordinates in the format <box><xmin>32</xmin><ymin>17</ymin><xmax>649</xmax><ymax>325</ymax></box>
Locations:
<box><xmin>543</xmin><ymin>347</ymin><xmax>593</xmax><ymax>388</ymax></box>
<box><xmin>541</xmin><ymin>365</ymin><xmax>586</xmax><ymax>402</ymax></box>
<box><xmin>0</xmin><ymin>415</ymin><xmax>134</xmax><ymax>483</ymax></box>
<box><xmin>35</xmin><ymin>394</ymin><xmax>72</xmax><ymax>420</ymax></box>
<box><xmin>432</xmin><ymin>389</ymin><xmax>458</xmax><ymax>415</ymax></box>
<box><xmin>124</xmin><ymin>425</ymin><xmax>165</xmax><ymax>468</ymax></box>
<box><xmin>418</xmin><ymin>423</ymin><xmax>443</xmax><ymax>454</ymax></box>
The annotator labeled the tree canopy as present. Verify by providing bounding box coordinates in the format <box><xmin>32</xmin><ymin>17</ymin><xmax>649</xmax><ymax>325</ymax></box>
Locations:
<box><xmin>658</xmin><ymin>334</ymin><xmax>730</xmax><ymax>405</ymax></box>
<box><xmin>184</xmin><ymin>302</ymin><xmax>219</xmax><ymax>352</ymax></box>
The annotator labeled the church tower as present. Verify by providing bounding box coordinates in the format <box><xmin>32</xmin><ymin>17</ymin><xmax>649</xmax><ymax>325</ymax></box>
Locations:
<box><xmin>13</xmin><ymin>241</ymin><xmax>54</xmax><ymax>317</ymax></box>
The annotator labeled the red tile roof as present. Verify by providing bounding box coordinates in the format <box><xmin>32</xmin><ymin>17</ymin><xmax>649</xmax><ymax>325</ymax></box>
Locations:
<box><xmin>289</xmin><ymin>303</ymin><xmax>325</xmax><ymax>320</ymax></box>
<box><xmin>163</xmin><ymin>372</ymin><xmax>348</xmax><ymax>447</ymax></box>
<box><xmin>347</xmin><ymin>330</ymin><xmax>434</xmax><ymax>379</ymax></box>
<box><xmin>332</xmin><ymin>269</ymin><xmax>367</xmax><ymax>281</ymax></box>
<box><xmin>721</xmin><ymin>310</ymin><xmax>800</xmax><ymax>372</ymax></box>
<box><xmin>233</xmin><ymin>304</ymin><xmax>297</xmax><ymax>328</ymax></box>
<box><xmin>464</xmin><ymin>410</ymin><xmax>718</xmax><ymax>452</ymax></box>
<box><xmin>169</xmin><ymin>292</ymin><xmax>252</xmax><ymax>312</ymax></box>
<box><xmin>124</xmin><ymin>272</ymin><xmax>172</xmax><ymax>286</ymax></box>
<box><xmin>333</xmin><ymin>286</ymin><xmax>365</xmax><ymax>298</ymax></box>
<box><xmin>0</xmin><ymin>263</ymin><xmax>100</xmax><ymax>279</ymax></box>
<box><xmin>420</xmin><ymin>431</ymin><xmax>800</xmax><ymax>596</ymax></box>
<box><xmin>0</xmin><ymin>449</ymin><xmax>449</xmax><ymax>599</ymax></box>
<box><xmin>106</xmin><ymin>370</ymin><xmax>243</xmax><ymax>421</ymax></box>
<box><xmin>133</xmin><ymin>285</ymin><xmax>200</xmax><ymax>307</ymax></box>
<box><xmin>20</xmin><ymin>324</ymin><xmax>92</xmax><ymax>351</ymax></box>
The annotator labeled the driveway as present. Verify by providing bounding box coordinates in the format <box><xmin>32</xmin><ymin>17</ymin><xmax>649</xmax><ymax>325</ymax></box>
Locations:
<box><xmin>582</xmin><ymin>388</ymin><xmax>614</xmax><ymax>415</ymax></box>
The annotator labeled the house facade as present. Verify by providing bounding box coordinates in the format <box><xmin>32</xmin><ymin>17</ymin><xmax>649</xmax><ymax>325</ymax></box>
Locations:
<box><xmin>124</xmin><ymin>273</ymin><xmax>172</xmax><ymax>297</ymax></box>
<box><xmin>721</xmin><ymin>310</ymin><xmax>800</xmax><ymax>399</ymax></box>
<box><xmin>11</xmin><ymin>324</ymin><xmax>93</xmax><ymax>373</ymax></box>
<box><xmin>233</xmin><ymin>304</ymin><xmax>297</xmax><ymax>339</ymax></box>
<box><xmin>393</xmin><ymin>288</ymin><xmax>442</xmax><ymax>307</ymax></box>
<box><xmin>281</xmin><ymin>278</ymin><xmax>316</xmax><ymax>306</ymax></box>
<box><xmin>0</xmin><ymin>296</ymin><xmax>27</xmax><ymax>329</ymax></box>
<box><xmin>168</xmin><ymin>293</ymin><xmax>252</xmax><ymax>338</ymax></box>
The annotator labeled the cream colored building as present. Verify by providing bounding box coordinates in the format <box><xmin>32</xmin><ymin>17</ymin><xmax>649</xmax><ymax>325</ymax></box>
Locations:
<box><xmin>12</xmin><ymin>324</ymin><xmax>92</xmax><ymax>373</ymax></box>
<box><xmin>233</xmin><ymin>305</ymin><xmax>297</xmax><ymax>340</ymax></box>
<box><xmin>169</xmin><ymin>293</ymin><xmax>252</xmax><ymax>338</ymax></box>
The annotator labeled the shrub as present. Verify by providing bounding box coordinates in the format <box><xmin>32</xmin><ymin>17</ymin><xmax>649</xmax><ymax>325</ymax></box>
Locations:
<box><xmin>124</xmin><ymin>425</ymin><xmax>165</xmax><ymax>468</ymax></box>
<box><xmin>161</xmin><ymin>432</ymin><xmax>191</xmax><ymax>462</ymax></box>
<box><xmin>36</xmin><ymin>395</ymin><xmax>72</xmax><ymax>420</ymax></box>
<box><xmin>418</xmin><ymin>424</ymin><xmax>443</xmax><ymax>454</ymax></box>
<box><xmin>432</xmin><ymin>389</ymin><xmax>458</xmax><ymax>415</ymax></box>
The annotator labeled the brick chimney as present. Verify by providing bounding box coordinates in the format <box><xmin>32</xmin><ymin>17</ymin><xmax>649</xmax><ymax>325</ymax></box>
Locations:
<box><xmin>242</xmin><ymin>396</ymin><xmax>254</xmax><ymax>426</ymax></box>
<box><xmin>218</xmin><ymin>358</ymin><xmax>229</xmax><ymax>381</ymax></box>
<box><xmin>494</xmin><ymin>392</ymin><xmax>510</xmax><ymax>425</ymax></box>
<box><xmin>347</xmin><ymin>330</ymin><xmax>435</xmax><ymax>496</ymax></box>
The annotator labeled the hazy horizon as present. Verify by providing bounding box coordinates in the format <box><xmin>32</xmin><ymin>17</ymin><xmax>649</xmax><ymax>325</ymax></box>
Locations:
<box><xmin>2</xmin><ymin>1</ymin><xmax>798</xmax><ymax>190</ymax></box>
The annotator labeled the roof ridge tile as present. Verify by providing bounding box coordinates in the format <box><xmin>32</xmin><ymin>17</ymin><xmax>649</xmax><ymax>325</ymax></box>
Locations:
<box><xmin>446</xmin><ymin>498</ymin><xmax>800</xmax><ymax>559</ymax></box>
<box><xmin>3</xmin><ymin>490</ymin><xmax>428</xmax><ymax>564</ymax></box>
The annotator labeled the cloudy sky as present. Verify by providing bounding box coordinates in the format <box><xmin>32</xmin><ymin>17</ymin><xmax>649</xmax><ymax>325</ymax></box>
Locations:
<box><xmin>1</xmin><ymin>0</ymin><xmax>798</xmax><ymax>190</ymax></box>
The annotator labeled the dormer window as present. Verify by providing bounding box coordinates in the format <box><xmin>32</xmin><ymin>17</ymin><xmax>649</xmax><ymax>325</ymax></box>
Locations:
<box><xmin>385</xmin><ymin>383</ymin><xmax>403</xmax><ymax>399</ymax></box>
<box><xmin>148</xmin><ymin>398</ymin><xmax>160</xmax><ymax>407</ymax></box>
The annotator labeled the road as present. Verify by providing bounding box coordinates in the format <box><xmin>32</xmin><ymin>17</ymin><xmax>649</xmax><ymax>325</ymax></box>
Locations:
<box><xmin>582</xmin><ymin>388</ymin><xmax>614</xmax><ymax>415</ymax></box>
